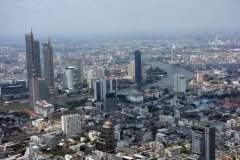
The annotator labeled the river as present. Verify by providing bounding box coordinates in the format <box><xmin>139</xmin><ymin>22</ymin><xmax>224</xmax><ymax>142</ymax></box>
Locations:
<box><xmin>118</xmin><ymin>60</ymin><xmax>194</xmax><ymax>93</ymax></box>
<box><xmin>0</xmin><ymin>53</ymin><xmax>193</xmax><ymax>111</ymax></box>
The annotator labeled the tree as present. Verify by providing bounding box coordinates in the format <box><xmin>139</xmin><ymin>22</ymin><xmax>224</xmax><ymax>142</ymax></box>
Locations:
<box><xmin>41</xmin><ymin>129</ymin><xmax>44</xmax><ymax>132</ymax></box>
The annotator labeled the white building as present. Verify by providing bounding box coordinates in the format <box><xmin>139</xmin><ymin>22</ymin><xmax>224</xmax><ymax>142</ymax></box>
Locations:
<box><xmin>35</xmin><ymin>100</ymin><xmax>54</xmax><ymax>117</ymax></box>
<box><xmin>115</xmin><ymin>130</ymin><xmax>121</xmax><ymax>141</ymax></box>
<box><xmin>128</xmin><ymin>93</ymin><xmax>144</xmax><ymax>102</ymax></box>
<box><xmin>63</xmin><ymin>66</ymin><xmax>74</xmax><ymax>90</ymax></box>
<box><xmin>159</xmin><ymin>115</ymin><xmax>175</xmax><ymax>124</ymax></box>
<box><xmin>171</xmin><ymin>46</ymin><xmax>177</xmax><ymax>62</ymax></box>
<box><xmin>174</xmin><ymin>74</ymin><xmax>186</xmax><ymax>93</ymax></box>
<box><xmin>94</xmin><ymin>78</ymin><xmax>106</xmax><ymax>101</ymax></box>
<box><xmin>143</xmin><ymin>131</ymin><xmax>152</xmax><ymax>142</ymax></box>
<box><xmin>61</xmin><ymin>114</ymin><xmax>81</xmax><ymax>136</ymax></box>
<box><xmin>117</xmin><ymin>140</ymin><xmax>129</xmax><ymax>147</ymax></box>
<box><xmin>171</xmin><ymin>98</ymin><xmax>180</xmax><ymax>106</ymax></box>
<box><xmin>226</xmin><ymin>119</ymin><xmax>237</xmax><ymax>128</ymax></box>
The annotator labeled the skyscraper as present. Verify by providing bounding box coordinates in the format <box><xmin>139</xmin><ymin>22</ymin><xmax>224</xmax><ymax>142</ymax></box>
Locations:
<box><xmin>174</xmin><ymin>74</ymin><xmax>186</xmax><ymax>93</ymax></box>
<box><xmin>96</xmin><ymin>121</ymin><xmax>116</xmax><ymax>152</ymax></box>
<box><xmin>94</xmin><ymin>78</ymin><xmax>106</xmax><ymax>101</ymax></box>
<box><xmin>171</xmin><ymin>46</ymin><xmax>177</xmax><ymax>62</ymax></box>
<box><xmin>61</xmin><ymin>114</ymin><xmax>81</xmax><ymax>136</ymax></box>
<box><xmin>29</xmin><ymin>78</ymin><xmax>50</xmax><ymax>112</ymax></box>
<box><xmin>78</xmin><ymin>60</ymin><xmax>84</xmax><ymax>83</ymax></box>
<box><xmin>109</xmin><ymin>78</ymin><xmax>117</xmax><ymax>92</ymax></box>
<box><xmin>25</xmin><ymin>29</ymin><xmax>41</xmax><ymax>85</ymax></box>
<box><xmin>196</xmin><ymin>72</ymin><xmax>204</xmax><ymax>84</ymax></box>
<box><xmin>29</xmin><ymin>78</ymin><xmax>39</xmax><ymax>112</ymax></box>
<box><xmin>26</xmin><ymin>29</ymin><xmax>40</xmax><ymax>111</ymax></box>
<box><xmin>134</xmin><ymin>51</ymin><xmax>142</xmax><ymax>84</ymax></box>
<box><xmin>63</xmin><ymin>66</ymin><xmax>74</xmax><ymax>90</ymax></box>
<box><xmin>128</xmin><ymin>61</ymin><xmax>135</xmax><ymax>79</ymax></box>
<box><xmin>95</xmin><ymin>67</ymin><xmax>105</xmax><ymax>79</ymax></box>
<box><xmin>43</xmin><ymin>38</ymin><xmax>54</xmax><ymax>88</ymax></box>
<box><xmin>192</xmin><ymin>126</ymin><xmax>215</xmax><ymax>160</ymax></box>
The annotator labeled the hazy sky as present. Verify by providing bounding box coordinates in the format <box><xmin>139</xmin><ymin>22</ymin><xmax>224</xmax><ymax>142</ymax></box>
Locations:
<box><xmin>0</xmin><ymin>0</ymin><xmax>240</xmax><ymax>36</ymax></box>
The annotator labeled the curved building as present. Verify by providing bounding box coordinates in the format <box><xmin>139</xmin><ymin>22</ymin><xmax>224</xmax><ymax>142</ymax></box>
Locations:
<box><xmin>96</xmin><ymin>121</ymin><xmax>116</xmax><ymax>152</ymax></box>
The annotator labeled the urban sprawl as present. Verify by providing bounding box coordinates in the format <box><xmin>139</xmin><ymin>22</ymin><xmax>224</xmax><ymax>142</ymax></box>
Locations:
<box><xmin>0</xmin><ymin>30</ymin><xmax>240</xmax><ymax>160</ymax></box>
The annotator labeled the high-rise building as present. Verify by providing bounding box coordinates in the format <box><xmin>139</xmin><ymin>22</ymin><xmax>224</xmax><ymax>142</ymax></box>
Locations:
<box><xmin>43</xmin><ymin>38</ymin><xmax>54</xmax><ymax>88</ymax></box>
<box><xmin>63</xmin><ymin>66</ymin><xmax>74</xmax><ymax>90</ymax></box>
<box><xmin>29</xmin><ymin>78</ymin><xmax>39</xmax><ymax>112</ymax></box>
<box><xmin>96</xmin><ymin>121</ymin><xmax>116</xmax><ymax>152</ymax></box>
<box><xmin>94</xmin><ymin>78</ymin><xmax>106</xmax><ymax>101</ymax></box>
<box><xmin>29</xmin><ymin>78</ymin><xmax>50</xmax><ymax>112</ymax></box>
<box><xmin>61</xmin><ymin>114</ymin><xmax>81</xmax><ymax>136</ymax></box>
<box><xmin>134</xmin><ymin>51</ymin><xmax>142</xmax><ymax>84</ymax></box>
<box><xmin>171</xmin><ymin>46</ymin><xmax>177</xmax><ymax>62</ymax></box>
<box><xmin>103</xmin><ymin>93</ymin><xmax>118</xmax><ymax>111</ymax></box>
<box><xmin>174</xmin><ymin>74</ymin><xmax>186</xmax><ymax>93</ymax></box>
<box><xmin>128</xmin><ymin>61</ymin><xmax>135</xmax><ymax>79</ymax></box>
<box><xmin>25</xmin><ymin>29</ymin><xmax>41</xmax><ymax>85</ymax></box>
<box><xmin>95</xmin><ymin>68</ymin><xmax>105</xmax><ymax>79</ymax></box>
<box><xmin>39</xmin><ymin>79</ymin><xmax>50</xmax><ymax>103</ymax></box>
<box><xmin>78</xmin><ymin>60</ymin><xmax>84</xmax><ymax>83</ymax></box>
<box><xmin>192</xmin><ymin>126</ymin><xmax>215</xmax><ymax>160</ymax></box>
<box><xmin>107</xmin><ymin>78</ymin><xmax>117</xmax><ymax>92</ymax></box>
<box><xmin>196</xmin><ymin>72</ymin><xmax>204</xmax><ymax>84</ymax></box>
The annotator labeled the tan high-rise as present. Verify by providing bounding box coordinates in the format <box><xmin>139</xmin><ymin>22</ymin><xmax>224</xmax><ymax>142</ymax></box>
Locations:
<box><xmin>196</xmin><ymin>73</ymin><xmax>204</xmax><ymax>83</ymax></box>
<box><xmin>128</xmin><ymin>61</ymin><xmax>135</xmax><ymax>79</ymax></box>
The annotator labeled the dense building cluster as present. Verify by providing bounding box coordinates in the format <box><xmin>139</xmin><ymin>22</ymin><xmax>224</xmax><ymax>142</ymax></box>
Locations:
<box><xmin>0</xmin><ymin>30</ymin><xmax>240</xmax><ymax>159</ymax></box>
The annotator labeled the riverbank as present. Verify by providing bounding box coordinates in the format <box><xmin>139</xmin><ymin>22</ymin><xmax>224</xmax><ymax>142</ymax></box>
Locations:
<box><xmin>0</xmin><ymin>58</ymin><xmax>193</xmax><ymax>111</ymax></box>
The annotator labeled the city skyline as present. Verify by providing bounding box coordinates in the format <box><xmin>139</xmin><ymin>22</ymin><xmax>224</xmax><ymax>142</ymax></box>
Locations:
<box><xmin>0</xmin><ymin>0</ymin><xmax>240</xmax><ymax>36</ymax></box>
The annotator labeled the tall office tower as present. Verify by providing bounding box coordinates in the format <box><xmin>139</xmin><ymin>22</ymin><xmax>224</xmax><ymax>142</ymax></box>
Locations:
<box><xmin>128</xmin><ymin>61</ymin><xmax>135</xmax><ymax>79</ymax></box>
<box><xmin>29</xmin><ymin>78</ymin><xmax>39</xmax><ymax>112</ymax></box>
<box><xmin>78</xmin><ymin>60</ymin><xmax>84</xmax><ymax>83</ymax></box>
<box><xmin>95</xmin><ymin>68</ymin><xmax>105</xmax><ymax>79</ymax></box>
<box><xmin>171</xmin><ymin>46</ymin><xmax>177</xmax><ymax>62</ymax></box>
<box><xmin>43</xmin><ymin>38</ymin><xmax>54</xmax><ymax>88</ymax></box>
<box><xmin>61</xmin><ymin>114</ymin><xmax>81</xmax><ymax>136</ymax></box>
<box><xmin>109</xmin><ymin>78</ymin><xmax>117</xmax><ymax>92</ymax></box>
<box><xmin>63</xmin><ymin>66</ymin><xmax>74</xmax><ymax>90</ymax></box>
<box><xmin>94</xmin><ymin>78</ymin><xmax>106</xmax><ymax>101</ymax></box>
<box><xmin>174</xmin><ymin>74</ymin><xmax>186</xmax><ymax>93</ymax></box>
<box><xmin>29</xmin><ymin>78</ymin><xmax>50</xmax><ymax>112</ymax></box>
<box><xmin>192</xmin><ymin>126</ymin><xmax>215</xmax><ymax>160</ymax></box>
<box><xmin>25</xmin><ymin>29</ymin><xmax>41</xmax><ymax>85</ymax></box>
<box><xmin>96</xmin><ymin>121</ymin><xmax>116</xmax><ymax>152</ymax></box>
<box><xmin>26</xmin><ymin>28</ymin><xmax>40</xmax><ymax>111</ymax></box>
<box><xmin>134</xmin><ymin>51</ymin><xmax>142</xmax><ymax>84</ymax></box>
<box><xmin>196</xmin><ymin>72</ymin><xmax>204</xmax><ymax>84</ymax></box>
<box><xmin>39</xmin><ymin>79</ymin><xmax>50</xmax><ymax>103</ymax></box>
<box><xmin>107</xmin><ymin>78</ymin><xmax>117</xmax><ymax>92</ymax></box>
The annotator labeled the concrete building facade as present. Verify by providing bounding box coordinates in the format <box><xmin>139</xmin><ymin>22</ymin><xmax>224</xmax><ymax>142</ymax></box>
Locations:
<box><xmin>174</xmin><ymin>74</ymin><xmax>186</xmax><ymax>93</ymax></box>
<box><xmin>63</xmin><ymin>66</ymin><xmax>74</xmax><ymax>90</ymax></box>
<box><xmin>25</xmin><ymin>29</ymin><xmax>41</xmax><ymax>85</ymax></box>
<box><xmin>35</xmin><ymin>100</ymin><xmax>54</xmax><ymax>117</ymax></box>
<box><xmin>94</xmin><ymin>78</ymin><xmax>106</xmax><ymax>101</ymax></box>
<box><xmin>192</xmin><ymin>126</ymin><xmax>215</xmax><ymax>160</ymax></box>
<box><xmin>61</xmin><ymin>114</ymin><xmax>81</xmax><ymax>136</ymax></box>
<box><xmin>43</xmin><ymin>38</ymin><xmax>54</xmax><ymax>88</ymax></box>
